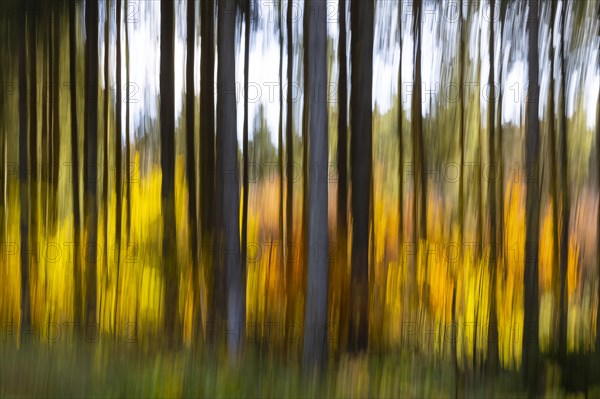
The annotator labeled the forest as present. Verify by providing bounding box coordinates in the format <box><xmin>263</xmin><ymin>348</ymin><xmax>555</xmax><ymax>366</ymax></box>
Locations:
<box><xmin>0</xmin><ymin>0</ymin><xmax>599</xmax><ymax>397</ymax></box>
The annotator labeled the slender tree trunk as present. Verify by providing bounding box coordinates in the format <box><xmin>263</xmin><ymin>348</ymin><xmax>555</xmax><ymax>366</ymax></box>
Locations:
<box><xmin>69</xmin><ymin>0</ymin><xmax>83</xmax><ymax>328</ymax></box>
<box><xmin>338</xmin><ymin>0</ymin><xmax>349</xmax><ymax>352</ymax></box>
<box><xmin>28</xmin><ymin>0</ymin><xmax>39</xmax><ymax>323</ymax></box>
<box><xmin>278</xmin><ymin>0</ymin><xmax>285</xmax><ymax>324</ymax></box>
<box><xmin>303</xmin><ymin>0</ymin><xmax>330</xmax><ymax>369</ymax></box>
<box><xmin>200</xmin><ymin>0</ymin><xmax>217</xmax><ymax>336</ymax></box>
<box><xmin>160</xmin><ymin>0</ymin><xmax>179</xmax><ymax>347</ymax></box>
<box><xmin>125</xmin><ymin>0</ymin><xmax>131</xmax><ymax>242</ymax></box>
<box><xmin>558</xmin><ymin>0</ymin><xmax>569</xmax><ymax>366</ymax></box>
<box><xmin>523</xmin><ymin>0</ymin><xmax>541</xmax><ymax>394</ymax></box>
<box><xmin>19</xmin><ymin>0</ymin><xmax>31</xmax><ymax>339</ymax></box>
<box><xmin>103</xmin><ymin>0</ymin><xmax>110</xmax><ymax>312</ymax></box>
<box><xmin>241</xmin><ymin>0</ymin><xmax>250</xmax><ymax>326</ymax></box>
<box><xmin>284</xmin><ymin>0</ymin><xmax>295</xmax><ymax>352</ymax></box>
<box><xmin>113</xmin><ymin>0</ymin><xmax>123</xmax><ymax>336</ymax></box>
<box><xmin>83</xmin><ymin>0</ymin><xmax>100</xmax><ymax>330</ymax></box>
<box><xmin>348</xmin><ymin>0</ymin><xmax>373</xmax><ymax>354</ymax></box>
<box><xmin>186</xmin><ymin>0</ymin><xmax>202</xmax><ymax>342</ymax></box>
<box><xmin>396</xmin><ymin>0</ymin><xmax>403</xmax><ymax>262</ymax></box>
<box><xmin>486</xmin><ymin>0</ymin><xmax>499</xmax><ymax>374</ymax></box>
<box><xmin>51</xmin><ymin>1</ymin><xmax>61</xmax><ymax>234</ymax></box>
<box><xmin>216</xmin><ymin>0</ymin><xmax>243</xmax><ymax>358</ymax></box>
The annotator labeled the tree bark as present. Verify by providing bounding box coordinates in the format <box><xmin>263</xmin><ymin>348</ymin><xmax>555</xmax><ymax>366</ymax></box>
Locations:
<box><xmin>523</xmin><ymin>0</ymin><xmax>541</xmax><ymax>394</ymax></box>
<box><xmin>84</xmin><ymin>0</ymin><xmax>100</xmax><ymax>329</ymax></box>
<box><xmin>348</xmin><ymin>0</ymin><xmax>373</xmax><ymax>354</ymax></box>
<box><xmin>216</xmin><ymin>0</ymin><xmax>243</xmax><ymax>359</ymax></box>
<box><xmin>303</xmin><ymin>0</ymin><xmax>330</xmax><ymax>369</ymax></box>
<box><xmin>186</xmin><ymin>0</ymin><xmax>202</xmax><ymax>342</ymax></box>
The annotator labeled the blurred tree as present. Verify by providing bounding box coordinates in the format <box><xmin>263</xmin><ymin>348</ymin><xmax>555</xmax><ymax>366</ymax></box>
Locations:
<box><xmin>103</xmin><ymin>0</ymin><xmax>110</xmax><ymax>313</ymax></box>
<box><xmin>186</xmin><ymin>0</ymin><xmax>201</xmax><ymax>342</ymax></box>
<box><xmin>160</xmin><ymin>0</ymin><xmax>179</xmax><ymax>347</ymax></box>
<box><xmin>523</xmin><ymin>0</ymin><xmax>540</xmax><ymax>394</ymax></box>
<box><xmin>216</xmin><ymin>0</ymin><xmax>243</xmax><ymax>359</ymax></box>
<box><xmin>348</xmin><ymin>0</ymin><xmax>373</xmax><ymax>353</ymax></box>
<box><xmin>51</xmin><ymin>1</ymin><xmax>61</xmax><ymax>234</ymax></box>
<box><xmin>83</xmin><ymin>0</ymin><xmax>99</xmax><ymax>329</ymax></box>
<box><xmin>486</xmin><ymin>0</ymin><xmax>499</xmax><ymax>374</ymax></box>
<box><xmin>69</xmin><ymin>0</ymin><xmax>83</xmax><ymax>328</ymax></box>
<box><xmin>114</xmin><ymin>0</ymin><xmax>124</xmax><ymax>336</ymax></box>
<box><xmin>29</xmin><ymin>0</ymin><xmax>39</xmax><ymax>316</ymax></box>
<box><xmin>241</xmin><ymin>0</ymin><xmax>251</xmax><ymax>323</ymax></box>
<box><xmin>126</xmin><ymin>0</ymin><xmax>132</xmax><ymax>242</ymax></box>
<box><xmin>19</xmin><ymin>0</ymin><xmax>31</xmax><ymax>339</ymax></box>
<box><xmin>303</xmin><ymin>0</ymin><xmax>330</xmax><ymax>369</ymax></box>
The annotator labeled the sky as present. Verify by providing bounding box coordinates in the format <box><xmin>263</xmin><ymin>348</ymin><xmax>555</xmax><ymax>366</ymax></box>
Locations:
<box><xmin>98</xmin><ymin>0</ymin><xmax>599</xmax><ymax>148</ymax></box>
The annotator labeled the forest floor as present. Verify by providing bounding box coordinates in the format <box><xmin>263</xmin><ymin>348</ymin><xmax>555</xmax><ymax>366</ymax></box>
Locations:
<box><xmin>2</xmin><ymin>339</ymin><xmax>599</xmax><ymax>398</ymax></box>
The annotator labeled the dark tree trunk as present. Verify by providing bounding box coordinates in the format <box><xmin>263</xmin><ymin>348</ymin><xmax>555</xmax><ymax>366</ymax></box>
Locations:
<box><xmin>160</xmin><ymin>0</ymin><xmax>179</xmax><ymax>347</ymax></box>
<box><xmin>523</xmin><ymin>0</ymin><xmax>541</xmax><ymax>394</ymax></box>
<box><xmin>28</xmin><ymin>0</ymin><xmax>39</xmax><ymax>319</ymax></box>
<box><xmin>302</xmin><ymin>0</ymin><xmax>330</xmax><ymax>369</ymax></box>
<box><xmin>84</xmin><ymin>0</ymin><xmax>100</xmax><ymax>329</ymax></box>
<box><xmin>284</xmin><ymin>0</ymin><xmax>295</xmax><ymax>352</ymax></box>
<box><xmin>558</xmin><ymin>0</ymin><xmax>570</xmax><ymax>366</ymax></box>
<box><xmin>103</xmin><ymin>0</ymin><xmax>110</xmax><ymax>307</ymax></box>
<box><xmin>338</xmin><ymin>0</ymin><xmax>349</xmax><ymax>352</ymax></box>
<box><xmin>69</xmin><ymin>0</ymin><xmax>83</xmax><ymax>328</ymax></box>
<box><xmin>113</xmin><ymin>0</ymin><xmax>124</xmax><ymax>336</ymax></box>
<box><xmin>19</xmin><ymin>0</ymin><xmax>31</xmax><ymax>338</ymax></box>
<box><xmin>241</xmin><ymin>0</ymin><xmax>250</xmax><ymax>327</ymax></box>
<box><xmin>216</xmin><ymin>0</ymin><xmax>243</xmax><ymax>358</ymax></box>
<box><xmin>486</xmin><ymin>0</ymin><xmax>499</xmax><ymax>374</ymax></box>
<box><xmin>186</xmin><ymin>0</ymin><xmax>202</xmax><ymax>342</ymax></box>
<box><xmin>200</xmin><ymin>0</ymin><xmax>217</xmax><ymax>337</ymax></box>
<box><xmin>125</xmin><ymin>0</ymin><xmax>132</xmax><ymax>242</ymax></box>
<box><xmin>348</xmin><ymin>0</ymin><xmax>373</xmax><ymax>354</ymax></box>
<box><xmin>51</xmin><ymin>1</ymin><xmax>61</xmax><ymax>234</ymax></box>
<box><xmin>277</xmin><ymin>0</ymin><xmax>284</xmax><ymax>318</ymax></box>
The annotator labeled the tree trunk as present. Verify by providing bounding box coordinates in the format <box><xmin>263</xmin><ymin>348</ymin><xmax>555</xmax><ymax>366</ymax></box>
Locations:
<box><xmin>338</xmin><ymin>0</ymin><xmax>349</xmax><ymax>352</ymax></box>
<box><xmin>83</xmin><ymin>0</ymin><xmax>99</xmax><ymax>329</ymax></box>
<box><xmin>103</xmin><ymin>0</ymin><xmax>110</xmax><ymax>310</ymax></box>
<box><xmin>284</xmin><ymin>0</ymin><xmax>295</xmax><ymax>353</ymax></box>
<box><xmin>113</xmin><ymin>0</ymin><xmax>123</xmax><ymax>336</ymax></box>
<box><xmin>186</xmin><ymin>0</ymin><xmax>202</xmax><ymax>342</ymax></box>
<box><xmin>241</xmin><ymin>0</ymin><xmax>250</xmax><ymax>331</ymax></box>
<box><xmin>51</xmin><ymin>1</ymin><xmax>61</xmax><ymax>234</ymax></box>
<box><xmin>160</xmin><ymin>0</ymin><xmax>179</xmax><ymax>347</ymax></box>
<box><xmin>201</xmin><ymin>0</ymin><xmax>217</xmax><ymax>337</ymax></box>
<box><xmin>302</xmin><ymin>0</ymin><xmax>330</xmax><ymax>369</ymax></box>
<box><xmin>19</xmin><ymin>0</ymin><xmax>31</xmax><ymax>339</ymax></box>
<box><xmin>125</xmin><ymin>0</ymin><xmax>132</xmax><ymax>242</ymax></box>
<box><xmin>69</xmin><ymin>0</ymin><xmax>83</xmax><ymax>328</ymax></box>
<box><xmin>523</xmin><ymin>0</ymin><xmax>541</xmax><ymax>394</ymax></box>
<box><xmin>348</xmin><ymin>0</ymin><xmax>373</xmax><ymax>354</ymax></box>
<box><xmin>216</xmin><ymin>0</ymin><xmax>243</xmax><ymax>359</ymax></box>
<box><xmin>486</xmin><ymin>0</ymin><xmax>499</xmax><ymax>374</ymax></box>
<box><xmin>558</xmin><ymin>0</ymin><xmax>569</xmax><ymax>366</ymax></box>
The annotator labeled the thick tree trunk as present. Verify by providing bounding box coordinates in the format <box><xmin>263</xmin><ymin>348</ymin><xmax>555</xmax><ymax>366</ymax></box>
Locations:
<box><xmin>303</xmin><ymin>0</ymin><xmax>330</xmax><ymax>369</ymax></box>
<box><xmin>186</xmin><ymin>0</ymin><xmax>202</xmax><ymax>342</ymax></box>
<box><xmin>69</xmin><ymin>0</ymin><xmax>83</xmax><ymax>328</ymax></box>
<box><xmin>160</xmin><ymin>0</ymin><xmax>179</xmax><ymax>347</ymax></box>
<box><xmin>523</xmin><ymin>0</ymin><xmax>540</xmax><ymax>394</ymax></box>
<box><xmin>216</xmin><ymin>0</ymin><xmax>243</xmax><ymax>359</ymax></box>
<box><xmin>348</xmin><ymin>0</ymin><xmax>373</xmax><ymax>354</ymax></box>
<box><xmin>84</xmin><ymin>0</ymin><xmax>99</xmax><ymax>329</ymax></box>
